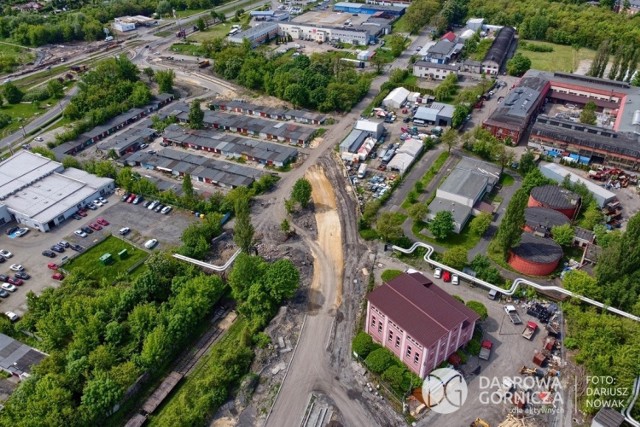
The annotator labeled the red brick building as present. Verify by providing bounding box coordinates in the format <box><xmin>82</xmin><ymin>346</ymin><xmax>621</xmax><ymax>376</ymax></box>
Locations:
<box><xmin>365</xmin><ymin>272</ymin><xmax>480</xmax><ymax>378</ymax></box>
<box><xmin>509</xmin><ymin>233</ymin><xmax>563</xmax><ymax>276</ymax></box>
<box><xmin>528</xmin><ymin>185</ymin><xmax>581</xmax><ymax>220</ymax></box>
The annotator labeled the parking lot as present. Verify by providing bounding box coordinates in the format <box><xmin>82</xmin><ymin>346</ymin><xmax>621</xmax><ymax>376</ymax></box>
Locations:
<box><xmin>0</xmin><ymin>193</ymin><xmax>197</xmax><ymax>318</ymax></box>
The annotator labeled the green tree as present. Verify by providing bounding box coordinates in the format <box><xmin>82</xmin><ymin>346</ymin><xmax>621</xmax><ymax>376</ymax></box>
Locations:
<box><xmin>376</xmin><ymin>212</ymin><xmax>404</xmax><ymax>242</ymax></box>
<box><xmin>62</xmin><ymin>156</ymin><xmax>82</xmax><ymax>169</ymax></box>
<box><xmin>518</xmin><ymin>151</ymin><xmax>536</xmax><ymax>176</ymax></box>
<box><xmin>155</xmin><ymin>69</ymin><xmax>175</xmax><ymax>93</ymax></box>
<box><xmin>196</xmin><ymin>17</ymin><xmax>206</xmax><ymax>32</ymax></box>
<box><xmin>80</xmin><ymin>375</ymin><xmax>122</xmax><ymax>424</ymax></box>
<box><xmin>442</xmin><ymin>247</ymin><xmax>468</xmax><ymax>270</ymax></box>
<box><xmin>182</xmin><ymin>173</ymin><xmax>195</xmax><ymax>200</ymax></box>
<box><xmin>494</xmin><ymin>189</ymin><xmax>528</xmax><ymax>259</ymax></box>
<box><xmin>31</xmin><ymin>146</ymin><xmax>56</xmax><ymax>160</ymax></box>
<box><xmin>563</xmin><ymin>270</ymin><xmax>602</xmax><ymax>301</ymax></box>
<box><xmin>364</xmin><ymin>348</ymin><xmax>395</xmax><ymax>374</ymax></box>
<box><xmin>579</xmin><ymin>201</ymin><xmax>602</xmax><ymax>230</ymax></box>
<box><xmin>470</xmin><ymin>212</ymin><xmax>492</xmax><ymax>236</ymax></box>
<box><xmin>552</xmin><ymin>223</ymin><xmax>574</xmax><ymax>246</ymax></box>
<box><xmin>47</xmin><ymin>79</ymin><xmax>64</xmax><ymax>99</ymax></box>
<box><xmin>580</xmin><ymin>101</ymin><xmax>597</xmax><ymax>125</ymax></box>
<box><xmin>143</xmin><ymin>67</ymin><xmax>155</xmax><ymax>79</ymax></box>
<box><xmin>280</xmin><ymin>218</ymin><xmax>291</xmax><ymax>236</ymax></box>
<box><xmin>370</xmin><ymin>54</ymin><xmax>388</xmax><ymax>74</ymax></box>
<box><xmin>234</xmin><ymin>198</ymin><xmax>255</xmax><ymax>253</ymax></box>
<box><xmin>429</xmin><ymin>211</ymin><xmax>455</xmax><ymax>240</ymax></box>
<box><xmin>506</xmin><ymin>53</ymin><xmax>532</xmax><ymax>76</ymax></box>
<box><xmin>407</xmin><ymin>203</ymin><xmax>429</xmax><ymax>222</ymax></box>
<box><xmin>2</xmin><ymin>82</ymin><xmax>23</xmax><ymax>104</ymax></box>
<box><xmin>263</xmin><ymin>259</ymin><xmax>299</xmax><ymax>303</ymax></box>
<box><xmin>291</xmin><ymin>178</ymin><xmax>312</xmax><ymax>208</ymax></box>
<box><xmin>387</xmin><ymin>34</ymin><xmax>406</xmax><ymax>57</ymax></box>
<box><xmin>440</xmin><ymin>128</ymin><xmax>458</xmax><ymax>153</ymax></box>
<box><xmin>156</xmin><ymin>0</ymin><xmax>172</xmax><ymax>16</ymax></box>
<box><xmin>228</xmin><ymin>254</ymin><xmax>265</xmax><ymax>302</ymax></box>
<box><xmin>189</xmin><ymin>99</ymin><xmax>204</xmax><ymax>129</ymax></box>
<box><xmin>465</xmin><ymin>301</ymin><xmax>488</xmax><ymax>320</ymax></box>
<box><xmin>130</xmin><ymin>81</ymin><xmax>152</xmax><ymax>107</ymax></box>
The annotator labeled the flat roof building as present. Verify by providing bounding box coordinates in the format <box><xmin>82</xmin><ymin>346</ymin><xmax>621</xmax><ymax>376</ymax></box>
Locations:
<box><xmin>366</xmin><ymin>272</ymin><xmax>480</xmax><ymax>378</ymax></box>
<box><xmin>0</xmin><ymin>151</ymin><xmax>114</xmax><ymax>232</ymax></box>
<box><xmin>414</xmin><ymin>103</ymin><xmax>455</xmax><ymax>127</ymax></box>
<box><xmin>333</xmin><ymin>2</ymin><xmax>406</xmax><ymax>15</ymax></box>
<box><xmin>0</xmin><ymin>334</ymin><xmax>47</xmax><ymax>380</ymax></box>
<box><xmin>539</xmin><ymin>163</ymin><xmax>617</xmax><ymax>208</ymax></box>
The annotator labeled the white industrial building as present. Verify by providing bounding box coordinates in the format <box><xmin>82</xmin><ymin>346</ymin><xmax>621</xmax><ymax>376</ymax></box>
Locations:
<box><xmin>0</xmin><ymin>151</ymin><xmax>114</xmax><ymax>232</ymax></box>
<box><xmin>413</xmin><ymin>102</ymin><xmax>455</xmax><ymax>127</ymax></box>
<box><xmin>113</xmin><ymin>20</ymin><xmax>136</xmax><ymax>32</ymax></box>
<box><xmin>382</xmin><ymin>87</ymin><xmax>410</xmax><ymax>109</ymax></box>
<box><xmin>539</xmin><ymin>162</ymin><xmax>617</xmax><ymax>208</ymax></box>
<box><xmin>278</xmin><ymin>22</ymin><xmax>372</xmax><ymax>45</ymax></box>
<box><xmin>387</xmin><ymin>138</ymin><xmax>423</xmax><ymax>174</ymax></box>
<box><xmin>355</xmin><ymin>119</ymin><xmax>385</xmax><ymax>139</ymax></box>
<box><xmin>413</xmin><ymin>61</ymin><xmax>459</xmax><ymax>80</ymax></box>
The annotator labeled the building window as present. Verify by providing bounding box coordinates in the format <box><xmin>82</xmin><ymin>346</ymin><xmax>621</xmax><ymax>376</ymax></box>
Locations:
<box><xmin>388</xmin><ymin>331</ymin><xmax>393</xmax><ymax>341</ymax></box>
<box><xmin>406</xmin><ymin>346</ymin><xmax>412</xmax><ymax>357</ymax></box>
<box><xmin>378</xmin><ymin>321</ymin><xmax>382</xmax><ymax>333</ymax></box>
<box><xmin>395</xmin><ymin>336</ymin><xmax>400</xmax><ymax>348</ymax></box>
<box><xmin>414</xmin><ymin>353</ymin><xmax>420</xmax><ymax>364</ymax></box>
<box><xmin>371</xmin><ymin>316</ymin><xmax>376</xmax><ymax>327</ymax></box>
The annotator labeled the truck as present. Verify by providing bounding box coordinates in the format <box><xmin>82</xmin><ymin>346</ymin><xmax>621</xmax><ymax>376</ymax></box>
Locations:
<box><xmin>357</xmin><ymin>163</ymin><xmax>367</xmax><ymax>179</ymax></box>
<box><xmin>504</xmin><ymin>305</ymin><xmax>522</xmax><ymax>325</ymax></box>
<box><xmin>478</xmin><ymin>340</ymin><xmax>493</xmax><ymax>361</ymax></box>
<box><xmin>522</xmin><ymin>321</ymin><xmax>538</xmax><ymax>340</ymax></box>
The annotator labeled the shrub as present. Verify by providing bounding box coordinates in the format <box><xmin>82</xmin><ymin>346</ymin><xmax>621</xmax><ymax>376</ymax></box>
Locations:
<box><xmin>352</xmin><ymin>332</ymin><xmax>380</xmax><ymax>358</ymax></box>
<box><xmin>365</xmin><ymin>348</ymin><xmax>396</xmax><ymax>374</ymax></box>
<box><xmin>381</xmin><ymin>269</ymin><xmax>403</xmax><ymax>282</ymax></box>
<box><xmin>465</xmin><ymin>338</ymin><xmax>482</xmax><ymax>356</ymax></box>
<box><xmin>466</xmin><ymin>301</ymin><xmax>488</xmax><ymax>321</ymax></box>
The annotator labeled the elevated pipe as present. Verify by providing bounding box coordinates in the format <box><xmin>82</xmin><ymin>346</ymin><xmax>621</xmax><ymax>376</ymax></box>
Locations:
<box><xmin>392</xmin><ymin>242</ymin><xmax>640</xmax><ymax>322</ymax></box>
<box><xmin>172</xmin><ymin>249</ymin><xmax>241</xmax><ymax>271</ymax></box>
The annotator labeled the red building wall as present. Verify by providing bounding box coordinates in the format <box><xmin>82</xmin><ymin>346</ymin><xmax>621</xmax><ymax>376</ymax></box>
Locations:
<box><xmin>508</xmin><ymin>253</ymin><xmax>560</xmax><ymax>276</ymax></box>
<box><xmin>527</xmin><ymin>195</ymin><xmax>578</xmax><ymax>219</ymax></box>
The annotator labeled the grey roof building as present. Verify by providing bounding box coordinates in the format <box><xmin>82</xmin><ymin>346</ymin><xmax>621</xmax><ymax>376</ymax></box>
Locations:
<box><xmin>511</xmin><ymin>232</ymin><xmax>564</xmax><ymax>264</ymax></box>
<box><xmin>482</xmin><ymin>26</ymin><xmax>515</xmax><ymax>74</ymax></box>
<box><xmin>524</xmin><ymin>207</ymin><xmax>570</xmax><ymax>237</ymax></box>
<box><xmin>0</xmin><ymin>334</ymin><xmax>47</xmax><ymax>379</ymax></box>
<box><xmin>591</xmin><ymin>407</ymin><xmax>625</xmax><ymax>427</ymax></box>
<box><xmin>427</xmin><ymin>157</ymin><xmax>501</xmax><ymax>233</ymax></box>
<box><xmin>414</xmin><ymin>102</ymin><xmax>455</xmax><ymax>126</ymax></box>
<box><xmin>210</xmin><ymin>100</ymin><xmax>326</xmax><ymax>125</ymax></box>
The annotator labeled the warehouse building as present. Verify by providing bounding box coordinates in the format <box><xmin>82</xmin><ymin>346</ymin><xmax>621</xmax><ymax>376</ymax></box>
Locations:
<box><xmin>0</xmin><ymin>151</ymin><xmax>114</xmax><ymax>232</ymax></box>
<box><xmin>333</xmin><ymin>2</ymin><xmax>406</xmax><ymax>15</ymax></box>
<box><xmin>163</xmin><ymin>124</ymin><xmax>298</xmax><ymax>168</ymax></box>
<box><xmin>428</xmin><ymin>157</ymin><xmax>500</xmax><ymax>233</ymax></box>
<box><xmin>97</xmin><ymin>124</ymin><xmax>156</xmax><ymax>157</ymax></box>
<box><xmin>366</xmin><ymin>272</ymin><xmax>480</xmax><ymax>378</ymax></box>
<box><xmin>228</xmin><ymin>22</ymin><xmax>279</xmax><ymax>47</ymax></box>
<box><xmin>0</xmin><ymin>334</ymin><xmax>47</xmax><ymax>380</ymax></box>
<box><xmin>481</xmin><ymin>26</ymin><xmax>515</xmax><ymax>75</ymax></box>
<box><xmin>387</xmin><ymin>138</ymin><xmax>423</xmax><ymax>174</ymax></box>
<box><xmin>413</xmin><ymin>103</ymin><xmax>455</xmax><ymax>127</ymax></box>
<box><xmin>539</xmin><ymin>163</ymin><xmax>617</xmax><ymax>208</ymax></box>
<box><xmin>383</xmin><ymin>87</ymin><xmax>410</xmax><ymax>109</ymax></box>
<box><xmin>210</xmin><ymin>100</ymin><xmax>326</xmax><ymax>125</ymax></box>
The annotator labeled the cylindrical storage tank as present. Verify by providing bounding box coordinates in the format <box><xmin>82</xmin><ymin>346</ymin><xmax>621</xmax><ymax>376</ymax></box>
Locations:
<box><xmin>508</xmin><ymin>233</ymin><xmax>563</xmax><ymax>276</ymax></box>
<box><xmin>528</xmin><ymin>185</ymin><xmax>580</xmax><ymax>220</ymax></box>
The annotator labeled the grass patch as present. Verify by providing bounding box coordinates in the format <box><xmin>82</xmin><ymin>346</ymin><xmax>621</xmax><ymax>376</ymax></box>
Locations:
<box><xmin>499</xmin><ymin>174</ymin><xmax>515</xmax><ymax>187</ymax></box>
<box><xmin>0</xmin><ymin>102</ymin><xmax>51</xmax><ymax>138</ymax></box>
<box><xmin>401</xmin><ymin>152</ymin><xmax>450</xmax><ymax>209</ymax></box>
<box><xmin>65</xmin><ymin>235</ymin><xmax>148</xmax><ymax>279</ymax></box>
<box><xmin>412</xmin><ymin>220</ymin><xmax>482</xmax><ymax>251</ymax></box>
<box><xmin>187</xmin><ymin>23</ymin><xmax>235</xmax><ymax>42</ymax></box>
<box><xmin>517</xmin><ymin>40</ymin><xmax>596</xmax><ymax>73</ymax></box>
<box><xmin>381</xmin><ymin>269</ymin><xmax>403</xmax><ymax>282</ymax></box>
<box><xmin>469</xmin><ymin>39</ymin><xmax>493</xmax><ymax>61</ymax></box>
<box><xmin>0</xmin><ymin>42</ymin><xmax>35</xmax><ymax>73</ymax></box>
<box><xmin>391</xmin><ymin>15</ymin><xmax>411</xmax><ymax>33</ymax></box>
<box><xmin>175</xmin><ymin>8</ymin><xmax>208</xmax><ymax>17</ymax></box>
<box><xmin>170</xmin><ymin>42</ymin><xmax>207</xmax><ymax>56</ymax></box>
<box><xmin>154</xmin><ymin>30</ymin><xmax>175</xmax><ymax>37</ymax></box>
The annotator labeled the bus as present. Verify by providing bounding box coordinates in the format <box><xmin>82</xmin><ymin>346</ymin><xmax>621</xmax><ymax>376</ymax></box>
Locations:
<box><xmin>228</xmin><ymin>28</ymin><xmax>240</xmax><ymax>36</ymax></box>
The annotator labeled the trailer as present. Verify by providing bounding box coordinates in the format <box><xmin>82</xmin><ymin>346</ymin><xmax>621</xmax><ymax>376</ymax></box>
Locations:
<box><xmin>522</xmin><ymin>321</ymin><xmax>538</xmax><ymax>340</ymax></box>
<box><xmin>504</xmin><ymin>305</ymin><xmax>522</xmax><ymax>325</ymax></box>
<box><xmin>478</xmin><ymin>340</ymin><xmax>493</xmax><ymax>360</ymax></box>
<box><xmin>357</xmin><ymin>163</ymin><xmax>367</xmax><ymax>179</ymax></box>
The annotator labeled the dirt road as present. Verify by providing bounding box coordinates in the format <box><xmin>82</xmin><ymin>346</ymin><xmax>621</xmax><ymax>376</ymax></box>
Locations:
<box><xmin>266</xmin><ymin>166</ymin><xmax>379</xmax><ymax>427</ymax></box>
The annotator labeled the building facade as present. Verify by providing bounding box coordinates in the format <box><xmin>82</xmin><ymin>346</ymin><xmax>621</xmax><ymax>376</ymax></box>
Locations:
<box><xmin>413</xmin><ymin>61</ymin><xmax>459</xmax><ymax>80</ymax></box>
<box><xmin>365</xmin><ymin>272</ymin><xmax>480</xmax><ymax>378</ymax></box>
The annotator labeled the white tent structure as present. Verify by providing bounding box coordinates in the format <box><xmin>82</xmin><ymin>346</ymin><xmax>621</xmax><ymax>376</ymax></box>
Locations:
<box><xmin>383</xmin><ymin>87</ymin><xmax>410</xmax><ymax>109</ymax></box>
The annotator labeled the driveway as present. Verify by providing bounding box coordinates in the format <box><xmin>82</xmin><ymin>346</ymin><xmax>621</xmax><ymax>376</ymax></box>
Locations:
<box><xmin>0</xmin><ymin>194</ymin><xmax>196</xmax><ymax>317</ymax></box>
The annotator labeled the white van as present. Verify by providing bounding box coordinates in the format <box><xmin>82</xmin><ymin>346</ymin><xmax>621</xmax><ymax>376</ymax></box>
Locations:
<box><xmin>105</xmin><ymin>36</ymin><xmax>114</xmax><ymax>42</ymax></box>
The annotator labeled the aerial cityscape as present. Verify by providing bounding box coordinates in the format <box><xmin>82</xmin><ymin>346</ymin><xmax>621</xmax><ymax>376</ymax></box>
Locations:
<box><xmin>0</xmin><ymin>0</ymin><xmax>639</xmax><ymax>426</ymax></box>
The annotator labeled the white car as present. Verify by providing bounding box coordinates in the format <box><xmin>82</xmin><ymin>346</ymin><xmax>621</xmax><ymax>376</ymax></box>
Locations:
<box><xmin>161</xmin><ymin>206</ymin><xmax>172</xmax><ymax>214</ymax></box>
<box><xmin>33</xmin><ymin>136</ymin><xmax>44</xmax><ymax>142</ymax></box>
<box><xmin>99</xmin><ymin>196</ymin><xmax>108</xmax><ymax>204</ymax></box>
<box><xmin>1</xmin><ymin>283</ymin><xmax>16</xmax><ymax>292</ymax></box>
<box><xmin>14</xmin><ymin>228</ymin><xmax>29</xmax><ymax>237</ymax></box>
<box><xmin>9</xmin><ymin>264</ymin><xmax>23</xmax><ymax>272</ymax></box>
<box><xmin>119</xmin><ymin>227</ymin><xmax>131</xmax><ymax>235</ymax></box>
<box><xmin>75</xmin><ymin>229</ymin><xmax>87</xmax><ymax>238</ymax></box>
<box><xmin>93</xmin><ymin>199</ymin><xmax>103</xmax><ymax>207</ymax></box>
<box><xmin>5</xmin><ymin>311</ymin><xmax>19</xmax><ymax>322</ymax></box>
<box><xmin>434</xmin><ymin>267</ymin><xmax>442</xmax><ymax>279</ymax></box>
<box><xmin>451</xmin><ymin>274</ymin><xmax>459</xmax><ymax>285</ymax></box>
<box><xmin>0</xmin><ymin>250</ymin><xmax>12</xmax><ymax>258</ymax></box>
<box><xmin>144</xmin><ymin>239</ymin><xmax>158</xmax><ymax>249</ymax></box>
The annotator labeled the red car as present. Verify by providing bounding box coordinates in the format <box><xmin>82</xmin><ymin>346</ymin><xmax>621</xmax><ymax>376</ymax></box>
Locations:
<box><xmin>52</xmin><ymin>272</ymin><xmax>65</xmax><ymax>281</ymax></box>
<box><xmin>127</xmin><ymin>194</ymin><xmax>136</xmax><ymax>203</ymax></box>
<box><xmin>442</xmin><ymin>271</ymin><xmax>452</xmax><ymax>282</ymax></box>
<box><xmin>47</xmin><ymin>262</ymin><xmax>58</xmax><ymax>270</ymax></box>
<box><xmin>7</xmin><ymin>277</ymin><xmax>23</xmax><ymax>286</ymax></box>
<box><xmin>77</xmin><ymin>210</ymin><xmax>87</xmax><ymax>217</ymax></box>
<box><xmin>89</xmin><ymin>223</ymin><xmax>103</xmax><ymax>231</ymax></box>
<box><xmin>96</xmin><ymin>217</ymin><xmax>109</xmax><ymax>226</ymax></box>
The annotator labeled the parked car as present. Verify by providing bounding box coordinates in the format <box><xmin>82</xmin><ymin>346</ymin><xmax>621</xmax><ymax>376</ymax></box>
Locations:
<box><xmin>434</xmin><ymin>267</ymin><xmax>442</xmax><ymax>279</ymax></box>
<box><xmin>89</xmin><ymin>223</ymin><xmax>103</xmax><ymax>231</ymax></box>
<box><xmin>0</xmin><ymin>274</ymin><xmax>9</xmax><ymax>282</ymax></box>
<box><xmin>98</xmin><ymin>197</ymin><xmax>108</xmax><ymax>204</ymax></box>
<box><xmin>144</xmin><ymin>239</ymin><xmax>158</xmax><ymax>249</ymax></box>
<box><xmin>1</xmin><ymin>283</ymin><xmax>16</xmax><ymax>292</ymax></box>
<box><xmin>51</xmin><ymin>245</ymin><xmax>65</xmax><ymax>253</ymax></box>
<box><xmin>70</xmin><ymin>244</ymin><xmax>84</xmax><ymax>252</ymax></box>
<box><xmin>0</xmin><ymin>256</ymin><xmax>5</xmax><ymax>264</ymax></box>
<box><xmin>154</xmin><ymin>203</ymin><xmax>164</xmax><ymax>212</ymax></box>
<box><xmin>14</xmin><ymin>272</ymin><xmax>30</xmax><ymax>280</ymax></box>
<box><xmin>0</xmin><ymin>290</ymin><xmax>9</xmax><ymax>298</ymax></box>
<box><xmin>5</xmin><ymin>312</ymin><xmax>19</xmax><ymax>322</ymax></box>
<box><xmin>442</xmin><ymin>271</ymin><xmax>451</xmax><ymax>282</ymax></box>
<box><xmin>161</xmin><ymin>206</ymin><xmax>172</xmax><ymax>214</ymax></box>
<box><xmin>133</xmin><ymin>195</ymin><xmax>142</xmax><ymax>204</ymax></box>
<box><xmin>9</xmin><ymin>264</ymin><xmax>23</xmax><ymax>272</ymax></box>
<box><xmin>75</xmin><ymin>229</ymin><xmax>87</xmax><ymax>238</ymax></box>
<box><xmin>121</xmin><ymin>192</ymin><xmax>130</xmax><ymax>202</ymax></box>
<box><xmin>52</xmin><ymin>272</ymin><xmax>65</xmax><ymax>281</ymax></box>
<box><xmin>47</xmin><ymin>263</ymin><xmax>58</xmax><ymax>270</ymax></box>
<box><xmin>148</xmin><ymin>200</ymin><xmax>159</xmax><ymax>210</ymax></box>
<box><xmin>143</xmin><ymin>200</ymin><xmax>153</xmax><ymax>208</ymax></box>
<box><xmin>72</xmin><ymin>214</ymin><xmax>82</xmax><ymax>220</ymax></box>
<box><xmin>81</xmin><ymin>226</ymin><xmax>93</xmax><ymax>234</ymax></box>
<box><xmin>58</xmin><ymin>241</ymin><xmax>70</xmax><ymax>248</ymax></box>
<box><xmin>96</xmin><ymin>217</ymin><xmax>109</xmax><ymax>226</ymax></box>
<box><xmin>451</xmin><ymin>274</ymin><xmax>459</xmax><ymax>285</ymax></box>
<box><xmin>87</xmin><ymin>203</ymin><xmax>98</xmax><ymax>210</ymax></box>
<box><xmin>14</xmin><ymin>228</ymin><xmax>29</xmax><ymax>237</ymax></box>
<box><xmin>5</xmin><ymin>226</ymin><xmax>19</xmax><ymax>235</ymax></box>
<box><xmin>93</xmin><ymin>199</ymin><xmax>104</xmax><ymax>207</ymax></box>
<box><xmin>77</xmin><ymin>210</ymin><xmax>87</xmax><ymax>217</ymax></box>
<box><xmin>126</xmin><ymin>194</ymin><xmax>136</xmax><ymax>203</ymax></box>
<box><xmin>7</xmin><ymin>277</ymin><xmax>23</xmax><ymax>286</ymax></box>
<box><xmin>0</xmin><ymin>250</ymin><xmax>12</xmax><ymax>258</ymax></box>
<box><xmin>119</xmin><ymin>227</ymin><xmax>131</xmax><ymax>235</ymax></box>
<box><xmin>42</xmin><ymin>250</ymin><xmax>56</xmax><ymax>258</ymax></box>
